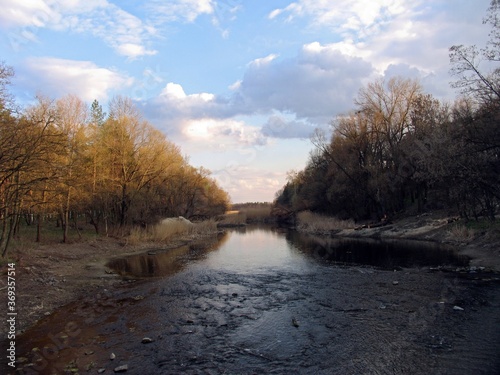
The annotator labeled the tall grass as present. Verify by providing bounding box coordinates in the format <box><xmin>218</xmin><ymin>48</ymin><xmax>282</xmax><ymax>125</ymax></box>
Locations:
<box><xmin>128</xmin><ymin>218</ymin><xmax>218</xmax><ymax>244</ymax></box>
<box><xmin>447</xmin><ymin>224</ymin><xmax>476</xmax><ymax>243</ymax></box>
<box><xmin>239</xmin><ymin>206</ymin><xmax>272</xmax><ymax>222</ymax></box>
<box><xmin>297</xmin><ymin>211</ymin><xmax>355</xmax><ymax>234</ymax></box>
<box><xmin>217</xmin><ymin>211</ymin><xmax>247</xmax><ymax>226</ymax></box>
<box><xmin>218</xmin><ymin>205</ymin><xmax>273</xmax><ymax>226</ymax></box>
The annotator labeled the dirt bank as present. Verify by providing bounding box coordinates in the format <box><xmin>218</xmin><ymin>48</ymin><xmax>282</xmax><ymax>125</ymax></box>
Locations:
<box><xmin>334</xmin><ymin>212</ymin><xmax>500</xmax><ymax>272</ymax></box>
<box><xmin>0</xmin><ymin>235</ymin><xmax>216</xmax><ymax>334</ymax></box>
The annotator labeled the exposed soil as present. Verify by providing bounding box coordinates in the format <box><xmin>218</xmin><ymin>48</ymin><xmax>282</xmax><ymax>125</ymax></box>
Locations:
<box><xmin>0</xmin><ymin>235</ymin><xmax>208</xmax><ymax>334</ymax></box>
<box><xmin>336</xmin><ymin>211</ymin><xmax>500</xmax><ymax>271</ymax></box>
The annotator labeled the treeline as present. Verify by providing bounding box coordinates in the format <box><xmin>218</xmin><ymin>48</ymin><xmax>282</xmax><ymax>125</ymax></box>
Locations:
<box><xmin>0</xmin><ymin>65</ymin><xmax>229</xmax><ymax>256</ymax></box>
<box><xmin>275</xmin><ymin>78</ymin><xmax>500</xmax><ymax>221</ymax></box>
<box><xmin>275</xmin><ymin>2</ymin><xmax>500</xmax><ymax>222</ymax></box>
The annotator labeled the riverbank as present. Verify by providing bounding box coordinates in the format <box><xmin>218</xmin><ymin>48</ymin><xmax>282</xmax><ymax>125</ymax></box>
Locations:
<box><xmin>9</xmin><ymin>223</ymin><xmax>500</xmax><ymax>375</ymax></box>
<box><xmin>299</xmin><ymin>211</ymin><xmax>500</xmax><ymax>272</ymax></box>
<box><xmin>2</xmin><ymin>211</ymin><xmax>500</xmax><ymax>335</ymax></box>
<box><xmin>0</xmin><ymin>233</ymin><xmax>221</xmax><ymax>334</ymax></box>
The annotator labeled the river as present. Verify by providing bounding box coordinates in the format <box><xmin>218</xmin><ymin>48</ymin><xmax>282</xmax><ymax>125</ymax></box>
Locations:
<box><xmin>13</xmin><ymin>225</ymin><xmax>500</xmax><ymax>374</ymax></box>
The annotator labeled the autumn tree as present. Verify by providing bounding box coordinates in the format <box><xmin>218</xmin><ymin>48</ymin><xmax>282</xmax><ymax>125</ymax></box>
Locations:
<box><xmin>0</xmin><ymin>92</ymin><xmax>62</xmax><ymax>255</ymax></box>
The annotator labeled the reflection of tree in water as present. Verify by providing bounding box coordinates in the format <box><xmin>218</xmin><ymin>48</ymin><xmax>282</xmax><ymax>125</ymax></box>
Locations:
<box><xmin>107</xmin><ymin>233</ymin><xmax>229</xmax><ymax>277</ymax></box>
<box><xmin>287</xmin><ymin>231</ymin><xmax>469</xmax><ymax>269</ymax></box>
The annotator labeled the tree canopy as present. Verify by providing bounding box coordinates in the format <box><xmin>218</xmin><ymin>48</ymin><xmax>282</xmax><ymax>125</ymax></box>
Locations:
<box><xmin>0</xmin><ymin>73</ymin><xmax>230</xmax><ymax>257</ymax></box>
<box><xmin>275</xmin><ymin>2</ymin><xmax>500</xmax><ymax>222</ymax></box>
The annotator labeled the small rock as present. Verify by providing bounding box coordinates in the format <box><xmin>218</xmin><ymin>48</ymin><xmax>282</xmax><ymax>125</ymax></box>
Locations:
<box><xmin>141</xmin><ymin>337</ymin><xmax>153</xmax><ymax>344</ymax></box>
<box><xmin>291</xmin><ymin>318</ymin><xmax>299</xmax><ymax>327</ymax></box>
<box><xmin>84</xmin><ymin>350</ymin><xmax>94</xmax><ymax>355</ymax></box>
<box><xmin>98</xmin><ymin>369</ymin><xmax>106</xmax><ymax>374</ymax></box>
<box><xmin>453</xmin><ymin>306</ymin><xmax>464</xmax><ymax>311</ymax></box>
<box><xmin>114</xmin><ymin>364</ymin><xmax>128</xmax><ymax>373</ymax></box>
<box><xmin>392</xmin><ymin>281</ymin><xmax>399</xmax><ymax>285</ymax></box>
<box><xmin>110</xmin><ymin>353</ymin><xmax>116</xmax><ymax>360</ymax></box>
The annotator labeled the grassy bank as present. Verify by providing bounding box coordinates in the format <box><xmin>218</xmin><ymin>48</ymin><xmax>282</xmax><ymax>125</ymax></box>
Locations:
<box><xmin>217</xmin><ymin>203</ymin><xmax>274</xmax><ymax>227</ymax></box>
<box><xmin>127</xmin><ymin>218</ymin><xmax>218</xmax><ymax>244</ymax></box>
<box><xmin>296</xmin><ymin>211</ymin><xmax>355</xmax><ymax>234</ymax></box>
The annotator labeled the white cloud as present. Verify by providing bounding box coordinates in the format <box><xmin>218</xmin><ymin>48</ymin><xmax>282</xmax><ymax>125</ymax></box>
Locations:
<box><xmin>0</xmin><ymin>0</ymin><xmax>158</xmax><ymax>59</ymax></box>
<box><xmin>21</xmin><ymin>57</ymin><xmax>132</xmax><ymax>102</ymax></box>
<box><xmin>211</xmin><ymin>166</ymin><xmax>284</xmax><ymax>203</ymax></box>
<box><xmin>236</xmin><ymin>43</ymin><xmax>374</xmax><ymax>121</ymax></box>
<box><xmin>183</xmin><ymin>118</ymin><xmax>266</xmax><ymax>147</ymax></box>
<box><xmin>0</xmin><ymin>0</ymin><xmax>59</xmax><ymax>28</ymax></box>
<box><xmin>146</xmin><ymin>0</ymin><xmax>214</xmax><ymax>23</ymax></box>
<box><xmin>143</xmin><ymin>44</ymin><xmax>375</xmax><ymax>137</ymax></box>
<box><xmin>270</xmin><ymin>0</ymin><xmax>410</xmax><ymax>37</ymax></box>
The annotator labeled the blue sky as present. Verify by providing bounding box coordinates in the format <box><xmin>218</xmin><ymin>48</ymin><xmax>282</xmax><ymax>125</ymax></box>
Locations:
<box><xmin>0</xmin><ymin>0</ymin><xmax>492</xmax><ymax>203</ymax></box>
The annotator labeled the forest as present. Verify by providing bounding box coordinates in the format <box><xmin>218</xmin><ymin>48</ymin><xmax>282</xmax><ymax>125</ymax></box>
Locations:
<box><xmin>274</xmin><ymin>2</ymin><xmax>500</xmax><ymax>223</ymax></box>
<box><xmin>0</xmin><ymin>68</ymin><xmax>230</xmax><ymax>257</ymax></box>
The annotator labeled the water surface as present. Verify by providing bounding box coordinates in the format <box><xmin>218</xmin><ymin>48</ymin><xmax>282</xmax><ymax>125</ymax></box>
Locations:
<box><xmin>15</xmin><ymin>226</ymin><xmax>500</xmax><ymax>375</ymax></box>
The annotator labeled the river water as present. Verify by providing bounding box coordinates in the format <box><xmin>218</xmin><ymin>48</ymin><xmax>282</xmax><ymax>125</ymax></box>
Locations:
<box><xmin>13</xmin><ymin>225</ymin><xmax>500</xmax><ymax>374</ymax></box>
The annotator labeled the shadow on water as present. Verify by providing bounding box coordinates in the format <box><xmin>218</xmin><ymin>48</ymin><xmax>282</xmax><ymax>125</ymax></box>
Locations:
<box><xmin>288</xmin><ymin>231</ymin><xmax>469</xmax><ymax>269</ymax></box>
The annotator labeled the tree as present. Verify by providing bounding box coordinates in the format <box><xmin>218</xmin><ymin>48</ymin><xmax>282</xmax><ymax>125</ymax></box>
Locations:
<box><xmin>54</xmin><ymin>95</ymin><xmax>89</xmax><ymax>242</ymax></box>
<box><xmin>1</xmin><ymin>94</ymin><xmax>61</xmax><ymax>255</ymax></box>
<box><xmin>450</xmin><ymin>0</ymin><xmax>500</xmax><ymax>104</ymax></box>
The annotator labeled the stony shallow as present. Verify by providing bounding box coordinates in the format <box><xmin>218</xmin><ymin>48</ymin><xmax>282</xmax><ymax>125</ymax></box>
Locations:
<box><xmin>13</xmin><ymin>226</ymin><xmax>500</xmax><ymax>374</ymax></box>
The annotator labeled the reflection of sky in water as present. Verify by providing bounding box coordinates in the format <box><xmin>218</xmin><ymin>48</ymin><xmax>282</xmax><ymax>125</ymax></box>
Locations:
<box><xmin>108</xmin><ymin>225</ymin><xmax>469</xmax><ymax>278</ymax></box>
<box><xmin>195</xmin><ymin>227</ymin><xmax>314</xmax><ymax>274</ymax></box>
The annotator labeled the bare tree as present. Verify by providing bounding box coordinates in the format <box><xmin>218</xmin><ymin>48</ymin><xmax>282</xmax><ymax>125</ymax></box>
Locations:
<box><xmin>450</xmin><ymin>0</ymin><xmax>500</xmax><ymax>104</ymax></box>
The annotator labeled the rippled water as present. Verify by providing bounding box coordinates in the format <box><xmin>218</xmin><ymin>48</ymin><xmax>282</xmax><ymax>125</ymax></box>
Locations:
<box><xmin>14</xmin><ymin>225</ymin><xmax>500</xmax><ymax>375</ymax></box>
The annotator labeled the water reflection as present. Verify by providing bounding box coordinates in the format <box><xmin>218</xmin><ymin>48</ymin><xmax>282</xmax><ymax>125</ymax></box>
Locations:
<box><xmin>289</xmin><ymin>231</ymin><xmax>469</xmax><ymax>269</ymax></box>
<box><xmin>107</xmin><ymin>226</ymin><xmax>469</xmax><ymax>279</ymax></box>
<box><xmin>106</xmin><ymin>233</ymin><xmax>228</xmax><ymax>278</ymax></box>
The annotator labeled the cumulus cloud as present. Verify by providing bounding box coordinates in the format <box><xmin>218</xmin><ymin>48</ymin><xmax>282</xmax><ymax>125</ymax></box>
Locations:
<box><xmin>268</xmin><ymin>0</ymin><xmax>490</xmax><ymax>84</ymax></box>
<box><xmin>235</xmin><ymin>43</ymin><xmax>374</xmax><ymax>122</ymax></box>
<box><xmin>1</xmin><ymin>0</ymin><xmax>157</xmax><ymax>59</ymax></box>
<box><xmin>143</xmin><ymin>42</ymin><xmax>375</xmax><ymax>140</ymax></box>
<box><xmin>183</xmin><ymin>118</ymin><xmax>267</xmax><ymax>148</ymax></box>
<box><xmin>144</xmin><ymin>82</ymin><xmax>224</xmax><ymax>124</ymax></box>
<box><xmin>21</xmin><ymin>57</ymin><xmax>132</xmax><ymax>102</ymax></box>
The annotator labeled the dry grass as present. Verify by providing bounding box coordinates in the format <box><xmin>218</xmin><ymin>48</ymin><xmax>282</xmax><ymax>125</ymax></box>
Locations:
<box><xmin>297</xmin><ymin>211</ymin><xmax>355</xmax><ymax>234</ymax></box>
<box><xmin>447</xmin><ymin>224</ymin><xmax>476</xmax><ymax>243</ymax></box>
<box><xmin>128</xmin><ymin>218</ymin><xmax>218</xmax><ymax>244</ymax></box>
<box><xmin>218</xmin><ymin>211</ymin><xmax>247</xmax><ymax>226</ymax></box>
<box><xmin>239</xmin><ymin>206</ymin><xmax>272</xmax><ymax>222</ymax></box>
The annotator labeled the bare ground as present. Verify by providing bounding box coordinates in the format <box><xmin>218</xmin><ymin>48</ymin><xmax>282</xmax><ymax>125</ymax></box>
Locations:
<box><xmin>0</xmin><ymin>235</ymin><xmax>205</xmax><ymax>334</ymax></box>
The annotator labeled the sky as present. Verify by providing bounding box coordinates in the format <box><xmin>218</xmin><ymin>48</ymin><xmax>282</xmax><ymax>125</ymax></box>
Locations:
<box><xmin>0</xmin><ymin>0</ymin><xmax>493</xmax><ymax>203</ymax></box>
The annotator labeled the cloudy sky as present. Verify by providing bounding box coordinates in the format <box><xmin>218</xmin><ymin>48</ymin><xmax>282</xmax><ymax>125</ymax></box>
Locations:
<box><xmin>0</xmin><ymin>0</ymin><xmax>492</xmax><ymax>203</ymax></box>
